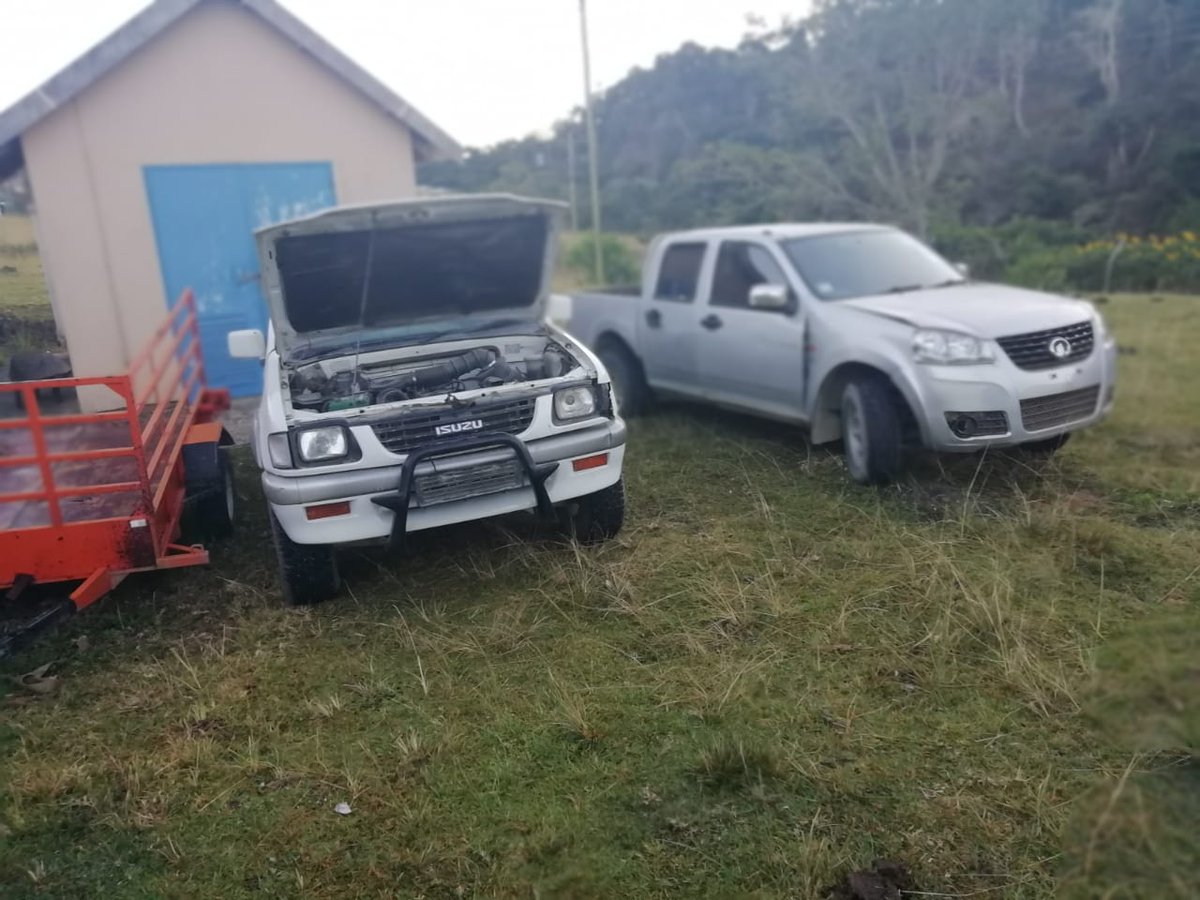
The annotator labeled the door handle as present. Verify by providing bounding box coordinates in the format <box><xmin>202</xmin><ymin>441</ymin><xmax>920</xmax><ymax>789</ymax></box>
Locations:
<box><xmin>645</xmin><ymin>309</ymin><xmax>662</xmax><ymax>328</ymax></box>
<box><xmin>700</xmin><ymin>314</ymin><xmax>723</xmax><ymax>331</ymax></box>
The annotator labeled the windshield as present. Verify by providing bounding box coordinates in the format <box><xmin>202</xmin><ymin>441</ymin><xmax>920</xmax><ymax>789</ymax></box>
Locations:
<box><xmin>781</xmin><ymin>229</ymin><xmax>964</xmax><ymax>301</ymax></box>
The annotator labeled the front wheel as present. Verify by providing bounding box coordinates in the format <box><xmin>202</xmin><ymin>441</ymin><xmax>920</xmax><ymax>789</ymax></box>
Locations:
<box><xmin>559</xmin><ymin>478</ymin><xmax>626</xmax><ymax>544</ymax></box>
<box><xmin>841</xmin><ymin>376</ymin><xmax>903</xmax><ymax>485</ymax></box>
<box><xmin>269</xmin><ymin>509</ymin><xmax>341</xmax><ymax>606</ymax></box>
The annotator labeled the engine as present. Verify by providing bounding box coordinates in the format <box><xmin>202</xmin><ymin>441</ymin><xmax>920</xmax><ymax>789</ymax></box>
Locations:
<box><xmin>289</xmin><ymin>342</ymin><xmax>575</xmax><ymax>412</ymax></box>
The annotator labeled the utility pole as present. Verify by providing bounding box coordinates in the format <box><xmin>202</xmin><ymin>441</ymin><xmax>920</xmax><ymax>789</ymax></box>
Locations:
<box><xmin>566</xmin><ymin>128</ymin><xmax>579</xmax><ymax>232</ymax></box>
<box><xmin>578</xmin><ymin>0</ymin><xmax>604</xmax><ymax>284</ymax></box>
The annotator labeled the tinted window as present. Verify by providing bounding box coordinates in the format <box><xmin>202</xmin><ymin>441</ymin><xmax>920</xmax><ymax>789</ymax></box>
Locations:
<box><xmin>781</xmin><ymin>230</ymin><xmax>963</xmax><ymax>301</ymax></box>
<box><xmin>711</xmin><ymin>242</ymin><xmax>789</xmax><ymax>310</ymax></box>
<box><xmin>653</xmin><ymin>243</ymin><xmax>706</xmax><ymax>303</ymax></box>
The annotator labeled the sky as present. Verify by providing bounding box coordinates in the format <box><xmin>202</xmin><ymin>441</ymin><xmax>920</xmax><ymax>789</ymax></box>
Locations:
<box><xmin>0</xmin><ymin>0</ymin><xmax>812</xmax><ymax>149</ymax></box>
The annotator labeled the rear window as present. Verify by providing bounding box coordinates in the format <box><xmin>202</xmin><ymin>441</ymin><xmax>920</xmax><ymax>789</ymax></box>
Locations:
<box><xmin>653</xmin><ymin>243</ymin><xmax>706</xmax><ymax>303</ymax></box>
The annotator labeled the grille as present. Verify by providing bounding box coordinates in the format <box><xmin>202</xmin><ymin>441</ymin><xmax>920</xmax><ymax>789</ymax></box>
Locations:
<box><xmin>1020</xmin><ymin>385</ymin><xmax>1101</xmax><ymax>432</ymax></box>
<box><xmin>371</xmin><ymin>397</ymin><xmax>537</xmax><ymax>455</ymax></box>
<box><xmin>944</xmin><ymin>410</ymin><xmax>1009</xmax><ymax>437</ymax></box>
<box><xmin>413</xmin><ymin>457</ymin><xmax>526</xmax><ymax>506</ymax></box>
<box><xmin>997</xmin><ymin>321</ymin><xmax>1094</xmax><ymax>370</ymax></box>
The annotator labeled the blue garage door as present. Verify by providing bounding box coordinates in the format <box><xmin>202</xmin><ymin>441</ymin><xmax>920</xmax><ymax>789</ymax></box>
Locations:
<box><xmin>144</xmin><ymin>162</ymin><xmax>336</xmax><ymax>397</ymax></box>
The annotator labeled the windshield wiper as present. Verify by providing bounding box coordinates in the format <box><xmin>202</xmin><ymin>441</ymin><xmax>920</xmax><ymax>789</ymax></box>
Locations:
<box><xmin>881</xmin><ymin>279</ymin><xmax>967</xmax><ymax>295</ymax></box>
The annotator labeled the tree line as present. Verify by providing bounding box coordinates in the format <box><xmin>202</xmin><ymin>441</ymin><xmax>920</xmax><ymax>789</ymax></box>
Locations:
<box><xmin>421</xmin><ymin>0</ymin><xmax>1200</xmax><ymax>253</ymax></box>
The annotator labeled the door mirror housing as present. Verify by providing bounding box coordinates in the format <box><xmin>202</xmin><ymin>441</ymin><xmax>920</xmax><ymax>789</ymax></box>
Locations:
<box><xmin>748</xmin><ymin>284</ymin><xmax>792</xmax><ymax>312</ymax></box>
<box><xmin>228</xmin><ymin>329</ymin><xmax>266</xmax><ymax>360</ymax></box>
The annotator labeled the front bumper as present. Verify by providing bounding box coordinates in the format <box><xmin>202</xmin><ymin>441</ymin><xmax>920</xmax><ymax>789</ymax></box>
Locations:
<box><xmin>915</xmin><ymin>340</ymin><xmax>1117</xmax><ymax>452</ymax></box>
<box><xmin>265</xmin><ymin>419</ymin><xmax>626</xmax><ymax>544</ymax></box>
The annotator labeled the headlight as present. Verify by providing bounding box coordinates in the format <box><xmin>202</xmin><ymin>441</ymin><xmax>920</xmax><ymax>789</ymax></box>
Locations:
<box><xmin>912</xmin><ymin>329</ymin><xmax>995</xmax><ymax>365</ymax></box>
<box><xmin>554</xmin><ymin>385</ymin><xmax>597</xmax><ymax>421</ymax></box>
<box><xmin>296</xmin><ymin>426</ymin><xmax>350</xmax><ymax>462</ymax></box>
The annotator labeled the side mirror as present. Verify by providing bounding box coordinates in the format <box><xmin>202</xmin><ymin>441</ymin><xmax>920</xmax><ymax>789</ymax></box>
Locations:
<box><xmin>748</xmin><ymin>283</ymin><xmax>791</xmax><ymax>312</ymax></box>
<box><xmin>228</xmin><ymin>329</ymin><xmax>266</xmax><ymax>360</ymax></box>
<box><xmin>954</xmin><ymin>262</ymin><xmax>971</xmax><ymax>278</ymax></box>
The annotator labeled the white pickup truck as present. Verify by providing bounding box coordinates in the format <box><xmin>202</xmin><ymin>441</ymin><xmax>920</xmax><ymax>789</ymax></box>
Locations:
<box><xmin>567</xmin><ymin>223</ymin><xmax>1117</xmax><ymax>484</ymax></box>
<box><xmin>228</xmin><ymin>195</ymin><xmax>626</xmax><ymax>606</ymax></box>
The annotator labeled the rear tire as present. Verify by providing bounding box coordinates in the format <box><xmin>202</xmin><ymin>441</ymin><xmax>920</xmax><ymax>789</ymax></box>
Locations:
<box><xmin>269</xmin><ymin>509</ymin><xmax>341</xmax><ymax>606</ymax></box>
<box><xmin>182</xmin><ymin>445</ymin><xmax>235</xmax><ymax>542</ymax></box>
<box><xmin>1020</xmin><ymin>433</ymin><xmax>1071</xmax><ymax>456</ymax></box>
<box><xmin>560</xmin><ymin>478</ymin><xmax>626</xmax><ymax>544</ymax></box>
<box><xmin>841</xmin><ymin>375</ymin><xmax>903</xmax><ymax>485</ymax></box>
<box><xmin>597</xmin><ymin>341</ymin><xmax>649</xmax><ymax>417</ymax></box>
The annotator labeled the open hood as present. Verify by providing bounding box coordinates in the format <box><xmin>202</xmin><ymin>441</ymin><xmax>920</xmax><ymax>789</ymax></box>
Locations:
<box><xmin>256</xmin><ymin>194</ymin><xmax>566</xmax><ymax>361</ymax></box>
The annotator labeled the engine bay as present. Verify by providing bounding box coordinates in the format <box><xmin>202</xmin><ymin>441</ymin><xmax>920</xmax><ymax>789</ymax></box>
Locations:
<box><xmin>287</xmin><ymin>337</ymin><xmax>579</xmax><ymax>412</ymax></box>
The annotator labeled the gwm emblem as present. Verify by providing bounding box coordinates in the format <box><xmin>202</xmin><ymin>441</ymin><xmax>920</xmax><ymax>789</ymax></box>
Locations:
<box><xmin>1048</xmin><ymin>337</ymin><xmax>1073</xmax><ymax>359</ymax></box>
<box><xmin>435</xmin><ymin>419</ymin><xmax>485</xmax><ymax>437</ymax></box>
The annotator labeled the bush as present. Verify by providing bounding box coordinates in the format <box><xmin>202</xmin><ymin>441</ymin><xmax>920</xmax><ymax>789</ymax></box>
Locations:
<box><xmin>1007</xmin><ymin>232</ymin><xmax>1200</xmax><ymax>293</ymax></box>
<box><xmin>932</xmin><ymin>218</ymin><xmax>1092</xmax><ymax>282</ymax></box>
<box><xmin>564</xmin><ymin>232</ymin><xmax>641</xmax><ymax>287</ymax></box>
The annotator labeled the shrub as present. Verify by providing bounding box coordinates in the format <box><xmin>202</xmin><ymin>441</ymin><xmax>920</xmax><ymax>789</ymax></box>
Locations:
<box><xmin>1007</xmin><ymin>232</ymin><xmax>1200</xmax><ymax>293</ymax></box>
<box><xmin>563</xmin><ymin>232</ymin><xmax>641</xmax><ymax>287</ymax></box>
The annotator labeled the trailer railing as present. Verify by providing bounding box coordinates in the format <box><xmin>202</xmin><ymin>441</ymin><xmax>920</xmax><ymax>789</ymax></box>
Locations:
<box><xmin>0</xmin><ymin>290</ymin><xmax>230</xmax><ymax>608</ymax></box>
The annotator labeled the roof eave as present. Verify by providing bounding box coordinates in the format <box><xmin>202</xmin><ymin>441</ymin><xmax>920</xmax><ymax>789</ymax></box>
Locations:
<box><xmin>0</xmin><ymin>0</ymin><xmax>461</xmax><ymax>159</ymax></box>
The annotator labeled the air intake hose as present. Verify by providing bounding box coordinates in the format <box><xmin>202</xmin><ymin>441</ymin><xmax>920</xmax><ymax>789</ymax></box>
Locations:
<box><xmin>387</xmin><ymin>347</ymin><xmax>496</xmax><ymax>392</ymax></box>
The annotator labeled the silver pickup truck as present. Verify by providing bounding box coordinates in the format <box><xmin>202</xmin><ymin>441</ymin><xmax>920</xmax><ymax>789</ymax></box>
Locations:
<box><xmin>566</xmin><ymin>224</ymin><xmax>1117</xmax><ymax>484</ymax></box>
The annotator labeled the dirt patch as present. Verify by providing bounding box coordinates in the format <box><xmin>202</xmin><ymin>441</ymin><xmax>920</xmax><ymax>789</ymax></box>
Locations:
<box><xmin>830</xmin><ymin>859</ymin><xmax>916</xmax><ymax>900</ymax></box>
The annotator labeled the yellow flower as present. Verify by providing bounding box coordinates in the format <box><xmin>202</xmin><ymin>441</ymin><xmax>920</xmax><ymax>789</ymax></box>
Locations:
<box><xmin>1183</xmin><ymin>231</ymin><xmax>1197</xmax><ymax>243</ymax></box>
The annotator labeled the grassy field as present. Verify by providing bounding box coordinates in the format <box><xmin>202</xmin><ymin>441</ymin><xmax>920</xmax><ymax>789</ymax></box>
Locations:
<box><xmin>0</xmin><ymin>222</ymin><xmax>1197</xmax><ymax>897</ymax></box>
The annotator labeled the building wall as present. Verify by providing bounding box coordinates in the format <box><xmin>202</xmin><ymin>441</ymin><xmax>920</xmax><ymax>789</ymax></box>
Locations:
<box><xmin>21</xmin><ymin>0</ymin><xmax>418</xmax><ymax>403</ymax></box>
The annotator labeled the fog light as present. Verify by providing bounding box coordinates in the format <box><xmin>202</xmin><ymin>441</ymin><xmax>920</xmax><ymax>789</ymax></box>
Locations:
<box><xmin>949</xmin><ymin>415</ymin><xmax>978</xmax><ymax>438</ymax></box>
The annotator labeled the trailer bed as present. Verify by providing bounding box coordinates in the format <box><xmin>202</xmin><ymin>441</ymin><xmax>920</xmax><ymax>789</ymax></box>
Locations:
<box><xmin>0</xmin><ymin>291</ymin><xmax>229</xmax><ymax>613</ymax></box>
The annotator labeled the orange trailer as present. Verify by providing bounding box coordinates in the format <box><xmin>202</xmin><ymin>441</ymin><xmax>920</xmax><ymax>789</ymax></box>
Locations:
<box><xmin>0</xmin><ymin>290</ymin><xmax>233</xmax><ymax>650</ymax></box>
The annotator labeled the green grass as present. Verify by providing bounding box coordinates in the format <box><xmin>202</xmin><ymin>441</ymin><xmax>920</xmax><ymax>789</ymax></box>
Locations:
<box><xmin>0</xmin><ymin>277</ymin><xmax>1197</xmax><ymax>895</ymax></box>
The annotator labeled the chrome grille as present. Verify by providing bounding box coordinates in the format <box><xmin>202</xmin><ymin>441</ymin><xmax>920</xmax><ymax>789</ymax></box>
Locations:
<box><xmin>413</xmin><ymin>457</ymin><xmax>527</xmax><ymax>506</ymax></box>
<box><xmin>371</xmin><ymin>397</ymin><xmax>537</xmax><ymax>455</ymax></box>
<box><xmin>1020</xmin><ymin>385</ymin><xmax>1101</xmax><ymax>432</ymax></box>
<box><xmin>997</xmin><ymin>321</ymin><xmax>1094</xmax><ymax>370</ymax></box>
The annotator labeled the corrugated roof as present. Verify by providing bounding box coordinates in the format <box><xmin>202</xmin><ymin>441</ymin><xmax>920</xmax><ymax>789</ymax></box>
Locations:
<box><xmin>0</xmin><ymin>0</ymin><xmax>460</xmax><ymax>179</ymax></box>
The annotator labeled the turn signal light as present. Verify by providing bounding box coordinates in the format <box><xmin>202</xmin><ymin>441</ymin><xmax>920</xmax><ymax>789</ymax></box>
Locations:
<box><xmin>572</xmin><ymin>453</ymin><xmax>609</xmax><ymax>472</ymax></box>
<box><xmin>305</xmin><ymin>501</ymin><xmax>351</xmax><ymax>520</ymax></box>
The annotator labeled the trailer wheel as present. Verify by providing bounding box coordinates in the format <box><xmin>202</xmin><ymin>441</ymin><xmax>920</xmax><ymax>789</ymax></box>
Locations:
<box><xmin>559</xmin><ymin>478</ymin><xmax>626</xmax><ymax>544</ymax></box>
<box><xmin>269</xmin><ymin>510</ymin><xmax>341</xmax><ymax>606</ymax></box>
<box><xmin>182</xmin><ymin>444</ymin><xmax>235</xmax><ymax>541</ymax></box>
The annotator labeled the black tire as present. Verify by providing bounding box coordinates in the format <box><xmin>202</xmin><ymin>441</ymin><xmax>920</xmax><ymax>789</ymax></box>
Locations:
<box><xmin>269</xmin><ymin>510</ymin><xmax>341</xmax><ymax>606</ymax></box>
<box><xmin>840</xmin><ymin>375</ymin><xmax>903</xmax><ymax>485</ymax></box>
<box><xmin>1020</xmin><ymin>433</ymin><xmax>1071</xmax><ymax>456</ymax></box>
<box><xmin>560</xmin><ymin>478</ymin><xmax>626</xmax><ymax>544</ymax></box>
<box><xmin>182</xmin><ymin>444</ymin><xmax>235</xmax><ymax>541</ymax></box>
<box><xmin>597</xmin><ymin>341</ymin><xmax>649</xmax><ymax>417</ymax></box>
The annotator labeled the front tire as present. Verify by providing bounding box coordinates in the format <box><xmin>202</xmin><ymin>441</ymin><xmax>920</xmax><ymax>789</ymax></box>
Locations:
<box><xmin>269</xmin><ymin>510</ymin><xmax>341</xmax><ymax>606</ymax></box>
<box><xmin>560</xmin><ymin>478</ymin><xmax>626</xmax><ymax>544</ymax></box>
<box><xmin>841</xmin><ymin>376</ymin><xmax>903</xmax><ymax>485</ymax></box>
<box><xmin>597</xmin><ymin>342</ymin><xmax>649</xmax><ymax>417</ymax></box>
